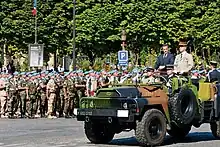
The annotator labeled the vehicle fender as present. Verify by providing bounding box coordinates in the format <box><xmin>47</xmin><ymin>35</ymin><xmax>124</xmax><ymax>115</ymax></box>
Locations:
<box><xmin>136</xmin><ymin>97</ymin><xmax>170</xmax><ymax>124</ymax></box>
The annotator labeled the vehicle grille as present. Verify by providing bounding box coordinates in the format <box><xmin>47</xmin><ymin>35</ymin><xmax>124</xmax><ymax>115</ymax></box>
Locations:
<box><xmin>80</xmin><ymin>98</ymin><xmax>121</xmax><ymax>109</ymax></box>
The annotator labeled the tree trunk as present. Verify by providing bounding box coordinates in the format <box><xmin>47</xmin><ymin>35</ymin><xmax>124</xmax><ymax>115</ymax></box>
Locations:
<box><xmin>3</xmin><ymin>42</ymin><xmax>11</xmax><ymax>67</ymax></box>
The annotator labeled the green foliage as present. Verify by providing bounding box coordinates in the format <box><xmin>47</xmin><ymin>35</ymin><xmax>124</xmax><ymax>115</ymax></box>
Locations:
<box><xmin>78</xmin><ymin>60</ymin><xmax>90</xmax><ymax>70</ymax></box>
<box><xmin>93</xmin><ymin>58</ymin><xmax>104</xmax><ymax>71</ymax></box>
<box><xmin>20</xmin><ymin>59</ymin><xmax>29</xmax><ymax>72</ymax></box>
<box><xmin>0</xmin><ymin>0</ymin><xmax>220</xmax><ymax>69</ymax></box>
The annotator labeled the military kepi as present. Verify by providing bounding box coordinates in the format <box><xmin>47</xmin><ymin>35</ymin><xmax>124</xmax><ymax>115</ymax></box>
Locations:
<box><xmin>146</xmin><ymin>67</ymin><xmax>154</xmax><ymax>72</ymax></box>
<box><xmin>166</xmin><ymin>64</ymin><xmax>174</xmax><ymax>70</ymax></box>
<box><xmin>179</xmin><ymin>38</ymin><xmax>187</xmax><ymax>46</ymax></box>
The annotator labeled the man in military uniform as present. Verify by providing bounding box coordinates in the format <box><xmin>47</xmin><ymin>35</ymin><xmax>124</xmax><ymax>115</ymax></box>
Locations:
<box><xmin>46</xmin><ymin>73</ymin><xmax>57</xmax><ymax>118</ymax></box>
<box><xmin>99</xmin><ymin>71</ymin><xmax>110</xmax><ymax>87</ymax></box>
<box><xmin>56</xmin><ymin>72</ymin><xmax>65</xmax><ymax>117</ymax></box>
<box><xmin>206</xmin><ymin>61</ymin><xmax>220</xmax><ymax>83</ymax></box>
<box><xmin>18</xmin><ymin>73</ymin><xmax>28</xmax><ymax>118</ymax></box>
<box><xmin>0</xmin><ymin>77</ymin><xmax>8</xmax><ymax>118</ymax></box>
<box><xmin>38</xmin><ymin>72</ymin><xmax>47</xmax><ymax>117</ymax></box>
<box><xmin>75</xmin><ymin>71</ymin><xmax>86</xmax><ymax>107</ymax></box>
<box><xmin>7</xmin><ymin>75</ymin><xmax>18</xmax><ymax>118</ymax></box>
<box><xmin>174</xmin><ymin>39</ymin><xmax>194</xmax><ymax>73</ymax></box>
<box><xmin>12</xmin><ymin>73</ymin><xmax>21</xmax><ymax>117</ymax></box>
<box><xmin>165</xmin><ymin>64</ymin><xmax>175</xmax><ymax>94</ymax></box>
<box><xmin>63</xmin><ymin>72</ymin><xmax>75</xmax><ymax>117</ymax></box>
<box><xmin>142</xmin><ymin>67</ymin><xmax>156</xmax><ymax>84</ymax></box>
<box><xmin>27</xmin><ymin>74</ymin><xmax>39</xmax><ymax>118</ymax></box>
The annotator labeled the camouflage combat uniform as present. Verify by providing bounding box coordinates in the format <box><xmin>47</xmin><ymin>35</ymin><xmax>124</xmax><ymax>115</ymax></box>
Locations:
<box><xmin>27</xmin><ymin>77</ymin><xmax>38</xmax><ymax>117</ymax></box>
<box><xmin>57</xmin><ymin>76</ymin><xmax>65</xmax><ymax>116</ymax></box>
<box><xmin>47</xmin><ymin>77</ymin><xmax>57</xmax><ymax>118</ymax></box>
<box><xmin>18</xmin><ymin>77</ymin><xmax>28</xmax><ymax>118</ymax></box>
<box><xmin>0</xmin><ymin>79</ymin><xmax>8</xmax><ymax>118</ymax></box>
<box><xmin>75</xmin><ymin>76</ymin><xmax>86</xmax><ymax>108</ymax></box>
<box><xmin>38</xmin><ymin>77</ymin><xmax>47</xmax><ymax>117</ymax></box>
<box><xmin>7</xmin><ymin>78</ymin><xmax>18</xmax><ymax>117</ymax></box>
<box><xmin>65</xmin><ymin>77</ymin><xmax>76</xmax><ymax>117</ymax></box>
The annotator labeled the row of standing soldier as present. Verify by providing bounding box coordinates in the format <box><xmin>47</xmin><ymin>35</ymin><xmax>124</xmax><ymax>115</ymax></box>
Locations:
<box><xmin>0</xmin><ymin>72</ymin><xmax>88</xmax><ymax>119</ymax></box>
<box><xmin>0</xmin><ymin>68</ymin><xmax>170</xmax><ymax>119</ymax></box>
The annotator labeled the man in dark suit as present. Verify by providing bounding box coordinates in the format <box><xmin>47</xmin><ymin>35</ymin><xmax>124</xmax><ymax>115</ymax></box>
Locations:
<box><xmin>154</xmin><ymin>44</ymin><xmax>174</xmax><ymax>70</ymax></box>
<box><xmin>206</xmin><ymin>61</ymin><xmax>220</xmax><ymax>83</ymax></box>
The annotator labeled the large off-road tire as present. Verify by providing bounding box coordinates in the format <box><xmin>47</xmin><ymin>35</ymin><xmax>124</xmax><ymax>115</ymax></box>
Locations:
<box><xmin>167</xmin><ymin>123</ymin><xmax>191</xmax><ymax>139</ymax></box>
<box><xmin>210</xmin><ymin>121</ymin><xmax>220</xmax><ymax>139</ymax></box>
<box><xmin>84</xmin><ymin>121</ymin><xmax>115</xmax><ymax>144</ymax></box>
<box><xmin>135</xmin><ymin>109</ymin><xmax>166</xmax><ymax>146</ymax></box>
<box><xmin>168</xmin><ymin>88</ymin><xmax>197</xmax><ymax>127</ymax></box>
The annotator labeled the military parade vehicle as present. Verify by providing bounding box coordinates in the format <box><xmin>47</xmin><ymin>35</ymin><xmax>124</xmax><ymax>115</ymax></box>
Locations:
<box><xmin>74</xmin><ymin>74</ymin><xmax>220</xmax><ymax>146</ymax></box>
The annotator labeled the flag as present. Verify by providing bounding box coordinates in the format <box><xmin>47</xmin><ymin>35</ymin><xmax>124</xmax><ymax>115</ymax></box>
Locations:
<box><xmin>32</xmin><ymin>0</ymin><xmax>37</xmax><ymax>16</ymax></box>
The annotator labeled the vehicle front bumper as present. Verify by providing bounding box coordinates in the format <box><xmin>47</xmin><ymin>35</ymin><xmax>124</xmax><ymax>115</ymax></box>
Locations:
<box><xmin>74</xmin><ymin>108</ymin><xmax>137</xmax><ymax>123</ymax></box>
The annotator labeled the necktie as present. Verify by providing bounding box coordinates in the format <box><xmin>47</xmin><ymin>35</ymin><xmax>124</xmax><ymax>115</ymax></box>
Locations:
<box><xmin>180</xmin><ymin>53</ymin><xmax>182</xmax><ymax>61</ymax></box>
<box><xmin>163</xmin><ymin>54</ymin><xmax>167</xmax><ymax>58</ymax></box>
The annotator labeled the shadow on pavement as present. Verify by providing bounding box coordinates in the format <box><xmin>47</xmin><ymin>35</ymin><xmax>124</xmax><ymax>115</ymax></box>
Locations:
<box><xmin>108</xmin><ymin>132</ymin><xmax>217</xmax><ymax>146</ymax></box>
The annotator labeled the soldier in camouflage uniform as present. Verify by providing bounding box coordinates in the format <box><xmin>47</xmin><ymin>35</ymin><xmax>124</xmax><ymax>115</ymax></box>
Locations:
<box><xmin>38</xmin><ymin>73</ymin><xmax>47</xmax><ymax>117</ymax></box>
<box><xmin>4</xmin><ymin>73</ymin><xmax>10</xmax><ymax>117</ymax></box>
<box><xmin>53</xmin><ymin>73</ymin><xmax>60</xmax><ymax>116</ymax></box>
<box><xmin>7</xmin><ymin>75</ymin><xmax>18</xmax><ymax>118</ymax></box>
<box><xmin>57</xmin><ymin>72</ymin><xmax>65</xmax><ymax>117</ymax></box>
<box><xmin>18</xmin><ymin>73</ymin><xmax>28</xmax><ymax>118</ymax></box>
<box><xmin>63</xmin><ymin>73</ymin><xmax>75</xmax><ymax>117</ymax></box>
<box><xmin>13</xmin><ymin>74</ymin><xmax>21</xmax><ymax>117</ymax></box>
<box><xmin>0</xmin><ymin>77</ymin><xmax>8</xmax><ymax>118</ymax></box>
<box><xmin>75</xmin><ymin>71</ymin><xmax>86</xmax><ymax>108</ymax></box>
<box><xmin>27</xmin><ymin>75</ymin><xmax>39</xmax><ymax>118</ymax></box>
<box><xmin>46</xmin><ymin>74</ymin><xmax>57</xmax><ymax>118</ymax></box>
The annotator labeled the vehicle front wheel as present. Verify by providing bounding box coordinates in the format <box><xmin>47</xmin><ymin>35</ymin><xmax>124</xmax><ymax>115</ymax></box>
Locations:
<box><xmin>84</xmin><ymin>121</ymin><xmax>115</xmax><ymax>144</ymax></box>
<box><xmin>135</xmin><ymin>109</ymin><xmax>166</xmax><ymax>146</ymax></box>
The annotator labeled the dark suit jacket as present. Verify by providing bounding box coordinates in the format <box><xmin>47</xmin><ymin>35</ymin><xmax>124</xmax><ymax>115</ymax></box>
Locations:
<box><xmin>154</xmin><ymin>53</ymin><xmax>174</xmax><ymax>69</ymax></box>
<box><xmin>207</xmin><ymin>69</ymin><xmax>220</xmax><ymax>82</ymax></box>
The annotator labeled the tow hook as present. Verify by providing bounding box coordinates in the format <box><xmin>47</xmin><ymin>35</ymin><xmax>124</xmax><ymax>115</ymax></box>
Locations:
<box><xmin>108</xmin><ymin>117</ymin><xmax>112</xmax><ymax>123</ymax></box>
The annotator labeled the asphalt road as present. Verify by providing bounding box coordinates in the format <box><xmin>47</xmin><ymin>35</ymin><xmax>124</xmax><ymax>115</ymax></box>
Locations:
<box><xmin>0</xmin><ymin>118</ymin><xmax>219</xmax><ymax>147</ymax></box>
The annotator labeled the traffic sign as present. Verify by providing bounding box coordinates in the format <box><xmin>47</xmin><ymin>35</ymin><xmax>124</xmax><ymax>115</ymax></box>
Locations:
<box><xmin>118</xmin><ymin>50</ymin><xmax>128</xmax><ymax>66</ymax></box>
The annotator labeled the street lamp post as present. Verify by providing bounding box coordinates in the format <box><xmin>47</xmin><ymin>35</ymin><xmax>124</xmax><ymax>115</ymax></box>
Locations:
<box><xmin>121</xmin><ymin>29</ymin><xmax>126</xmax><ymax>50</ymax></box>
<box><xmin>72</xmin><ymin>0</ymin><xmax>76</xmax><ymax>70</ymax></box>
<box><xmin>33</xmin><ymin>0</ymin><xmax>38</xmax><ymax>44</ymax></box>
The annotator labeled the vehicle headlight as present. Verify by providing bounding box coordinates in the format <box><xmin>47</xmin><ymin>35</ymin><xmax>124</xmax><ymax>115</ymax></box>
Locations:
<box><xmin>123</xmin><ymin>102</ymin><xmax>128</xmax><ymax>109</ymax></box>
